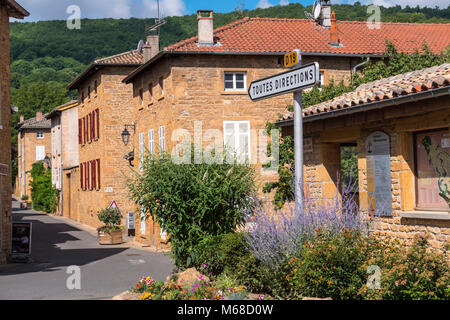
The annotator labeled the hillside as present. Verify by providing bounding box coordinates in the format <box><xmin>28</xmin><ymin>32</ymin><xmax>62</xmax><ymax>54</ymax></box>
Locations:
<box><xmin>8</xmin><ymin>3</ymin><xmax>450</xmax><ymax>134</ymax></box>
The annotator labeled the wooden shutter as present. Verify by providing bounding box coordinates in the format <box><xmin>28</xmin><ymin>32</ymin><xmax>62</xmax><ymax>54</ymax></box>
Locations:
<box><xmin>78</xmin><ymin>119</ymin><xmax>82</xmax><ymax>144</ymax></box>
<box><xmin>96</xmin><ymin>159</ymin><xmax>101</xmax><ymax>189</ymax></box>
<box><xmin>83</xmin><ymin>117</ymin><xmax>87</xmax><ymax>144</ymax></box>
<box><xmin>88</xmin><ymin>161</ymin><xmax>91</xmax><ymax>190</ymax></box>
<box><xmin>96</xmin><ymin>109</ymin><xmax>100</xmax><ymax>140</ymax></box>
<box><xmin>80</xmin><ymin>163</ymin><xmax>84</xmax><ymax>190</ymax></box>
<box><xmin>92</xmin><ymin>160</ymin><xmax>96</xmax><ymax>190</ymax></box>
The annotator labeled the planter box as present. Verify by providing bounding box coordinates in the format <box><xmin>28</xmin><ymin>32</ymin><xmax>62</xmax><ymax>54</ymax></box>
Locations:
<box><xmin>98</xmin><ymin>229</ymin><xmax>123</xmax><ymax>245</ymax></box>
<box><xmin>26</xmin><ymin>202</ymin><xmax>32</xmax><ymax>209</ymax></box>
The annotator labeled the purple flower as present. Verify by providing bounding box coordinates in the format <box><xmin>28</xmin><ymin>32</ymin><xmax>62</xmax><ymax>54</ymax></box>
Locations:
<box><xmin>201</xmin><ymin>264</ymin><xmax>207</xmax><ymax>269</ymax></box>
<box><xmin>194</xmin><ymin>283</ymin><xmax>199</xmax><ymax>288</ymax></box>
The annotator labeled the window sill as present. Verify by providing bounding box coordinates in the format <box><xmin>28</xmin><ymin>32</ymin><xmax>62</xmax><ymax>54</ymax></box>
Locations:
<box><xmin>221</xmin><ymin>91</ymin><xmax>247</xmax><ymax>95</ymax></box>
<box><xmin>400</xmin><ymin>211</ymin><xmax>450</xmax><ymax>220</ymax></box>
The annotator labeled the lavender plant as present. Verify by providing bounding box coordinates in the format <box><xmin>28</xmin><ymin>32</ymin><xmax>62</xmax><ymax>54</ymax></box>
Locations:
<box><xmin>245</xmin><ymin>176</ymin><xmax>372</xmax><ymax>270</ymax></box>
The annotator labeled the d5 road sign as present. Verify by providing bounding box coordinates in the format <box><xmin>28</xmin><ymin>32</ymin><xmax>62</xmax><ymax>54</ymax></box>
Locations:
<box><xmin>248</xmin><ymin>62</ymin><xmax>320</xmax><ymax>101</ymax></box>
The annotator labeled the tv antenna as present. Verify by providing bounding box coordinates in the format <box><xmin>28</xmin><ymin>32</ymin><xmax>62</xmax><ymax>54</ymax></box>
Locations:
<box><xmin>145</xmin><ymin>0</ymin><xmax>166</xmax><ymax>36</ymax></box>
<box><xmin>304</xmin><ymin>0</ymin><xmax>332</xmax><ymax>32</ymax></box>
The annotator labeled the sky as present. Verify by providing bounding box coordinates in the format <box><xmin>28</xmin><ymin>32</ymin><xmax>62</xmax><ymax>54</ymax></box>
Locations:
<box><xmin>13</xmin><ymin>0</ymin><xmax>449</xmax><ymax>22</ymax></box>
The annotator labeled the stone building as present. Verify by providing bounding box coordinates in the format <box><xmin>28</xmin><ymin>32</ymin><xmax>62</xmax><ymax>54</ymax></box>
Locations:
<box><xmin>122</xmin><ymin>10</ymin><xmax>450</xmax><ymax>247</ymax></box>
<box><xmin>66</xmin><ymin>51</ymin><xmax>143</xmax><ymax>228</ymax></box>
<box><xmin>15</xmin><ymin>112</ymin><xmax>52</xmax><ymax>200</ymax></box>
<box><xmin>45</xmin><ymin>100</ymin><xmax>78</xmax><ymax>216</ymax></box>
<box><xmin>277</xmin><ymin>63</ymin><xmax>450</xmax><ymax>251</ymax></box>
<box><xmin>0</xmin><ymin>0</ymin><xmax>29</xmax><ymax>263</ymax></box>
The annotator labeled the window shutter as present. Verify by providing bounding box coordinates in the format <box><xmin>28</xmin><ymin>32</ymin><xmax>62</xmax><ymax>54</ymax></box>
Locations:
<box><xmin>91</xmin><ymin>112</ymin><xmax>95</xmax><ymax>141</ymax></box>
<box><xmin>96</xmin><ymin>109</ymin><xmax>100</xmax><ymax>139</ymax></box>
<box><xmin>78</xmin><ymin>119</ymin><xmax>82</xmax><ymax>144</ymax></box>
<box><xmin>92</xmin><ymin>160</ymin><xmax>96</xmax><ymax>190</ymax></box>
<box><xmin>86</xmin><ymin>161</ymin><xmax>90</xmax><ymax>190</ymax></box>
<box><xmin>80</xmin><ymin>163</ymin><xmax>84</xmax><ymax>190</ymax></box>
<box><xmin>96</xmin><ymin>159</ymin><xmax>101</xmax><ymax>189</ymax></box>
<box><xmin>83</xmin><ymin>117</ymin><xmax>86</xmax><ymax>144</ymax></box>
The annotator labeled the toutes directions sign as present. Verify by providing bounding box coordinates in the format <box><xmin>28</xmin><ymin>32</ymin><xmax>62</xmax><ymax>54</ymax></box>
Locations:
<box><xmin>248</xmin><ymin>62</ymin><xmax>320</xmax><ymax>101</ymax></box>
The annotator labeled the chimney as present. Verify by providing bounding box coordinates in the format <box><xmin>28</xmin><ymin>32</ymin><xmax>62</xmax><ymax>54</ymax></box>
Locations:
<box><xmin>20</xmin><ymin>114</ymin><xmax>24</xmax><ymax>123</ymax></box>
<box><xmin>329</xmin><ymin>11</ymin><xmax>340</xmax><ymax>46</ymax></box>
<box><xmin>320</xmin><ymin>1</ymin><xmax>332</xmax><ymax>28</ymax></box>
<box><xmin>197</xmin><ymin>10</ymin><xmax>214</xmax><ymax>46</ymax></box>
<box><xmin>144</xmin><ymin>35</ymin><xmax>160</xmax><ymax>63</ymax></box>
<box><xmin>36</xmin><ymin>111</ymin><xmax>43</xmax><ymax>122</ymax></box>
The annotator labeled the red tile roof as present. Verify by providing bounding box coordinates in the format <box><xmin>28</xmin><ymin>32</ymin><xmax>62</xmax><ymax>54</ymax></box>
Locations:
<box><xmin>280</xmin><ymin>63</ymin><xmax>450</xmax><ymax>121</ymax></box>
<box><xmin>95</xmin><ymin>50</ymin><xmax>144</xmax><ymax>65</ymax></box>
<box><xmin>166</xmin><ymin>18</ymin><xmax>450</xmax><ymax>55</ymax></box>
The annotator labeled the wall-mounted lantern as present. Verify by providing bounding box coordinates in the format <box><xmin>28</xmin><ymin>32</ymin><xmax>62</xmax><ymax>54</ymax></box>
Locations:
<box><xmin>121</xmin><ymin>123</ymin><xmax>135</xmax><ymax>146</ymax></box>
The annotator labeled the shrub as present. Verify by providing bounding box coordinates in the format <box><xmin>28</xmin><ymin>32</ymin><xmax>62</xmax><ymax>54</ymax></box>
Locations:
<box><xmin>360</xmin><ymin>234</ymin><xmax>450</xmax><ymax>300</ymax></box>
<box><xmin>245</xmin><ymin>179</ymin><xmax>369</xmax><ymax>271</ymax></box>
<box><xmin>127</xmin><ymin>150</ymin><xmax>256</xmax><ymax>269</ymax></box>
<box><xmin>29</xmin><ymin>161</ymin><xmax>58</xmax><ymax>213</ymax></box>
<box><xmin>97</xmin><ymin>207</ymin><xmax>123</xmax><ymax>232</ymax></box>
<box><xmin>290</xmin><ymin>230</ymin><xmax>386</xmax><ymax>300</ymax></box>
<box><xmin>192</xmin><ymin>232</ymin><xmax>250</xmax><ymax>277</ymax></box>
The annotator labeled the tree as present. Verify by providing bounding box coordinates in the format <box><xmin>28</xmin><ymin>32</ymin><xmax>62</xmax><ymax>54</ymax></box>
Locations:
<box><xmin>127</xmin><ymin>150</ymin><xmax>256</xmax><ymax>269</ymax></box>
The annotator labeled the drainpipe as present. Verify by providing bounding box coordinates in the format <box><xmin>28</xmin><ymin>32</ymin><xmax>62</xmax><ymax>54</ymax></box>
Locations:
<box><xmin>353</xmin><ymin>57</ymin><xmax>370</xmax><ymax>76</ymax></box>
<box><xmin>59</xmin><ymin>120</ymin><xmax>63</xmax><ymax>216</ymax></box>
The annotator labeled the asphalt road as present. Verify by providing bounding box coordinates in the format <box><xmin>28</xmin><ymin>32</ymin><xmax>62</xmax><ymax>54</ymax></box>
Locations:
<box><xmin>0</xmin><ymin>200</ymin><xmax>173</xmax><ymax>300</ymax></box>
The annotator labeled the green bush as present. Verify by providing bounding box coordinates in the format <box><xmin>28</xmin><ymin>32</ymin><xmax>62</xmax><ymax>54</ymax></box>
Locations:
<box><xmin>192</xmin><ymin>232</ymin><xmax>250</xmax><ymax>276</ymax></box>
<box><xmin>287</xmin><ymin>229</ymin><xmax>380</xmax><ymax>300</ymax></box>
<box><xmin>127</xmin><ymin>150</ymin><xmax>256</xmax><ymax>269</ymax></box>
<box><xmin>29</xmin><ymin>162</ymin><xmax>58</xmax><ymax>213</ymax></box>
<box><xmin>97</xmin><ymin>207</ymin><xmax>123</xmax><ymax>232</ymax></box>
<box><xmin>360</xmin><ymin>234</ymin><xmax>450</xmax><ymax>300</ymax></box>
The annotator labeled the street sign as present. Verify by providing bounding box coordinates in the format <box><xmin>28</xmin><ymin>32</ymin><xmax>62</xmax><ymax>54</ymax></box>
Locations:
<box><xmin>284</xmin><ymin>51</ymin><xmax>299</xmax><ymax>68</ymax></box>
<box><xmin>108</xmin><ymin>200</ymin><xmax>120</xmax><ymax>212</ymax></box>
<box><xmin>11</xmin><ymin>222</ymin><xmax>32</xmax><ymax>255</ymax></box>
<box><xmin>248</xmin><ymin>62</ymin><xmax>320</xmax><ymax>101</ymax></box>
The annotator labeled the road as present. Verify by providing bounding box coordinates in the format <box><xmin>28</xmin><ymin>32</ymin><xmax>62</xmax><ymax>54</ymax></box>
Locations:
<box><xmin>0</xmin><ymin>199</ymin><xmax>173</xmax><ymax>300</ymax></box>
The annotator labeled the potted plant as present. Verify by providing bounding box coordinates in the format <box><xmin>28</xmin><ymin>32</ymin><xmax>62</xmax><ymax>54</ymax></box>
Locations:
<box><xmin>20</xmin><ymin>195</ymin><xmax>30</xmax><ymax>209</ymax></box>
<box><xmin>97</xmin><ymin>208</ymin><xmax>124</xmax><ymax>245</ymax></box>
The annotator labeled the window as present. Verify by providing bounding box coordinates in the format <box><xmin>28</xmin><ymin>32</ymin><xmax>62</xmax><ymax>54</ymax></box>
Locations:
<box><xmin>139</xmin><ymin>132</ymin><xmax>145</xmax><ymax>171</ymax></box>
<box><xmin>148</xmin><ymin>129</ymin><xmax>154</xmax><ymax>155</ymax></box>
<box><xmin>81</xmin><ymin>91</ymin><xmax>85</xmax><ymax>103</ymax></box>
<box><xmin>94</xmin><ymin>80</ymin><xmax>98</xmax><ymax>95</ymax></box>
<box><xmin>36</xmin><ymin>146</ymin><xmax>45</xmax><ymax>161</ymax></box>
<box><xmin>37</xmin><ymin>131</ymin><xmax>44</xmax><ymax>139</ymax></box>
<box><xmin>224</xmin><ymin>72</ymin><xmax>246</xmax><ymax>91</ymax></box>
<box><xmin>88</xmin><ymin>86</ymin><xmax>91</xmax><ymax>99</ymax></box>
<box><xmin>223</xmin><ymin>121</ymin><xmax>251</xmax><ymax>163</ymax></box>
<box><xmin>415</xmin><ymin>129</ymin><xmax>450</xmax><ymax>211</ymax></box>
<box><xmin>159</xmin><ymin>126</ymin><xmax>165</xmax><ymax>153</ymax></box>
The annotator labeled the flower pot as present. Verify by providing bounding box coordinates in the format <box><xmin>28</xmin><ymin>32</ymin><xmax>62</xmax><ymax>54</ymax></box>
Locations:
<box><xmin>98</xmin><ymin>229</ymin><xmax>123</xmax><ymax>245</ymax></box>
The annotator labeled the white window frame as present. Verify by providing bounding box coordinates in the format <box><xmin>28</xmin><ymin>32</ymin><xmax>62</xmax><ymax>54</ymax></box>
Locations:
<box><xmin>223</xmin><ymin>121</ymin><xmax>251</xmax><ymax>163</ymax></box>
<box><xmin>148</xmin><ymin>129</ymin><xmax>154</xmax><ymax>155</ymax></box>
<box><xmin>36</xmin><ymin>146</ymin><xmax>45</xmax><ymax>161</ymax></box>
<box><xmin>159</xmin><ymin>126</ymin><xmax>165</xmax><ymax>153</ymax></box>
<box><xmin>140</xmin><ymin>206</ymin><xmax>146</xmax><ymax>235</ymax></box>
<box><xmin>139</xmin><ymin>132</ymin><xmax>145</xmax><ymax>171</ymax></box>
<box><xmin>224</xmin><ymin>72</ymin><xmax>247</xmax><ymax>92</ymax></box>
<box><xmin>37</xmin><ymin>131</ymin><xmax>44</xmax><ymax>139</ymax></box>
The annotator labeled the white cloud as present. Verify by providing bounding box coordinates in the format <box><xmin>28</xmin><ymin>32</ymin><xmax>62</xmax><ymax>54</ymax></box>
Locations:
<box><xmin>256</xmin><ymin>0</ymin><xmax>273</xmax><ymax>9</ymax></box>
<box><xmin>279</xmin><ymin>0</ymin><xmax>289</xmax><ymax>5</ymax></box>
<box><xmin>12</xmin><ymin>0</ymin><xmax>185</xmax><ymax>22</ymax></box>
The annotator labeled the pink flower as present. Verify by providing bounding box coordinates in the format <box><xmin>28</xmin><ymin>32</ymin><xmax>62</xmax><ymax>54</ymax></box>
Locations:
<box><xmin>395</xmin><ymin>281</ymin><xmax>399</xmax><ymax>287</ymax></box>
<box><xmin>202</xmin><ymin>264</ymin><xmax>207</xmax><ymax>269</ymax></box>
<box><xmin>258</xmin><ymin>295</ymin><xmax>264</xmax><ymax>300</ymax></box>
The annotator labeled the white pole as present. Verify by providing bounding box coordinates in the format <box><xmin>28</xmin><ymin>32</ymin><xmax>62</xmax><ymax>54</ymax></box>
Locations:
<box><xmin>294</xmin><ymin>90</ymin><xmax>304</xmax><ymax>216</ymax></box>
<box><xmin>293</xmin><ymin>50</ymin><xmax>304</xmax><ymax>216</ymax></box>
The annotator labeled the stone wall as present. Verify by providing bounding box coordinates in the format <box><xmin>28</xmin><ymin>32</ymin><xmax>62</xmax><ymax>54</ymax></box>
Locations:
<box><xmin>0</xmin><ymin>3</ymin><xmax>11</xmax><ymax>264</ymax></box>
<box><xmin>76</xmin><ymin>66</ymin><xmax>137</xmax><ymax>229</ymax></box>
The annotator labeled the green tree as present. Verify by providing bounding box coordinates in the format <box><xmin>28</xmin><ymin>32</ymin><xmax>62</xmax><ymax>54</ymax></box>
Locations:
<box><xmin>29</xmin><ymin>162</ymin><xmax>59</xmax><ymax>213</ymax></box>
<box><xmin>126</xmin><ymin>150</ymin><xmax>256</xmax><ymax>269</ymax></box>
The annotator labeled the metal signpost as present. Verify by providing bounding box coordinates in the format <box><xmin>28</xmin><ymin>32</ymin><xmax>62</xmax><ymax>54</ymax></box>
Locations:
<box><xmin>248</xmin><ymin>49</ymin><xmax>320</xmax><ymax>215</ymax></box>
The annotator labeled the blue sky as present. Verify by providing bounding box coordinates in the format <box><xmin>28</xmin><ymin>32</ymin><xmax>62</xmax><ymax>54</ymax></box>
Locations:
<box><xmin>13</xmin><ymin>0</ymin><xmax>448</xmax><ymax>22</ymax></box>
